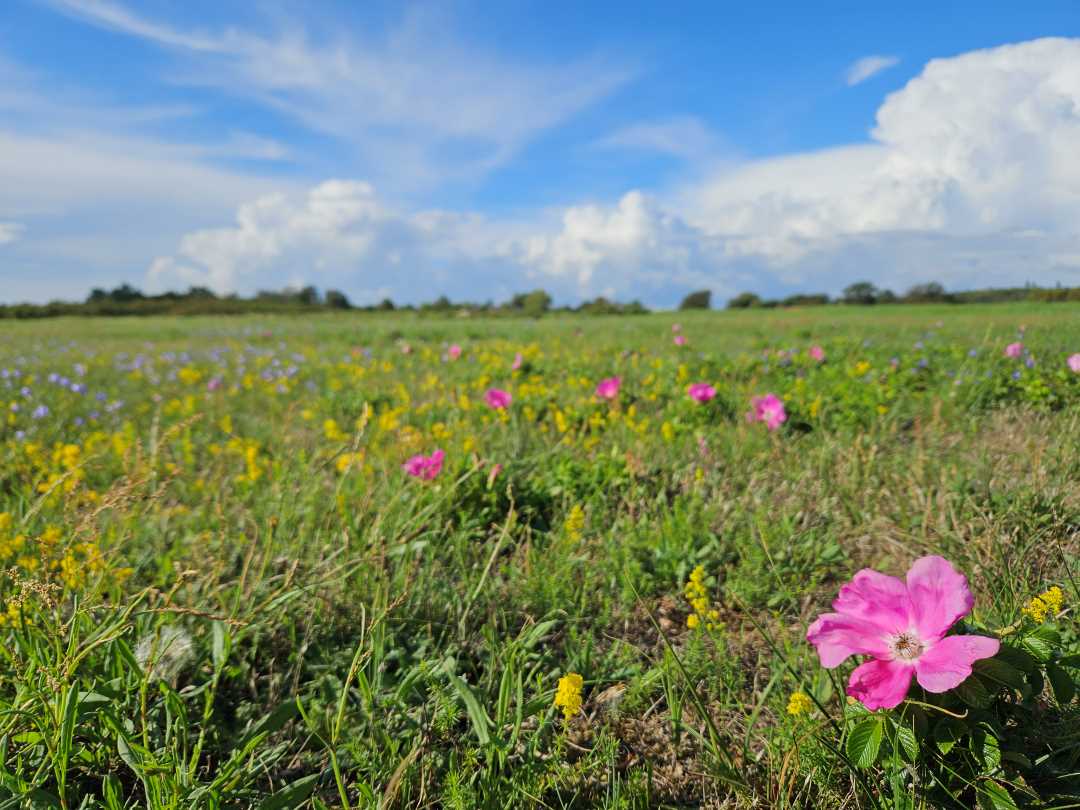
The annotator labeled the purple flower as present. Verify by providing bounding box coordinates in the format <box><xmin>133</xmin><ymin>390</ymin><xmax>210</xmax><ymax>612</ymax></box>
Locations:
<box><xmin>32</xmin><ymin>405</ymin><xmax>49</xmax><ymax>419</ymax></box>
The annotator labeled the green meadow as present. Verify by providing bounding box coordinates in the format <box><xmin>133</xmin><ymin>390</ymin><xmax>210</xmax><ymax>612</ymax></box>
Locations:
<box><xmin>0</xmin><ymin>303</ymin><xmax>1078</xmax><ymax>809</ymax></box>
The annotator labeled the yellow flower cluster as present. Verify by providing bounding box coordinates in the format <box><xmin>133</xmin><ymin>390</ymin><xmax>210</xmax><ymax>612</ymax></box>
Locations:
<box><xmin>564</xmin><ymin>504</ymin><xmax>586</xmax><ymax>543</ymax></box>
<box><xmin>1022</xmin><ymin>586</ymin><xmax>1064</xmax><ymax>623</ymax></box>
<box><xmin>554</xmin><ymin>672</ymin><xmax>584</xmax><ymax>722</ymax></box>
<box><xmin>684</xmin><ymin>565</ymin><xmax>720</xmax><ymax>630</ymax></box>
<box><xmin>787</xmin><ymin>691</ymin><xmax>814</xmax><ymax>717</ymax></box>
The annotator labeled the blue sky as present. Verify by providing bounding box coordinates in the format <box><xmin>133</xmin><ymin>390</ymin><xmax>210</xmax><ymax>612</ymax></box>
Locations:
<box><xmin>3</xmin><ymin>1</ymin><xmax>1080</xmax><ymax>306</ymax></box>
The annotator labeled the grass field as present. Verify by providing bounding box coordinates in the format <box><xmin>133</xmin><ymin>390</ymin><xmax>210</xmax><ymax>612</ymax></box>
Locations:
<box><xmin>1</xmin><ymin>303</ymin><xmax>1078</xmax><ymax>809</ymax></box>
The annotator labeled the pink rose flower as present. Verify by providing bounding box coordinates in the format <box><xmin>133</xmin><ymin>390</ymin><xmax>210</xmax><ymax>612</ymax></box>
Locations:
<box><xmin>687</xmin><ymin>382</ymin><xmax>716</xmax><ymax>403</ymax></box>
<box><xmin>484</xmin><ymin>388</ymin><xmax>512</xmax><ymax>409</ymax></box>
<box><xmin>1068</xmin><ymin>353</ymin><xmax>1080</xmax><ymax>373</ymax></box>
<box><xmin>1004</xmin><ymin>342</ymin><xmax>1023</xmax><ymax>359</ymax></box>
<box><xmin>673</xmin><ymin>335</ymin><xmax>687</xmax><ymax>347</ymax></box>
<box><xmin>807</xmin><ymin>556</ymin><xmax>999</xmax><ymax>710</ymax></box>
<box><xmin>595</xmin><ymin>376</ymin><xmax>621</xmax><ymax>400</ymax></box>
<box><xmin>748</xmin><ymin>393</ymin><xmax>787</xmax><ymax>430</ymax></box>
<box><xmin>809</xmin><ymin>345</ymin><xmax>825</xmax><ymax>362</ymax></box>
<box><xmin>402</xmin><ymin>449</ymin><xmax>445</xmax><ymax>480</ymax></box>
<box><xmin>447</xmin><ymin>344</ymin><xmax>462</xmax><ymax>360</ymax></box>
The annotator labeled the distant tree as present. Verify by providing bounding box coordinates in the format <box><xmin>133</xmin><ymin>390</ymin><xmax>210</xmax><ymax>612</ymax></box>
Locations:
<box><xmin>679</xmin><ymin>289</ymin><xmax>712</xmax><ymax>310</ymax></box>
<box><xmin>842</xmin><ymin>281</ymin><xmax>880</xmax><ymax>305</ymax></box>
<box><xmin>781</xmin><ymin>293</ymin><xmax>829</xmax><ymax>307</ymax></box>
<box><xmin>727</xmin><ymin>292</ymin><xmax>762</xmax><ymax>309</ymax></box>
<box><xmin>296</xmin><ymin>285</ymin><xmax>320</xmax><ymax>306</ymax></box>
<box><xmin>520</xmin><ymin>289</ymin><xmax>552</xmax><ymax>317</ymax></box>
<box><xmin>377</xmin><ymin>298</ymin><xmax>396</xmax><ymax>311</ymax></box>
<box><xmin>110</xmin><ymin>283</ymin><xmax>144</xmax><ymax>303</ymax></box>
<box><xmin>878</xmin><ymin>289</ymin><xmax>898</xmax><ymax>303</ymax></box>
<box><xmin>905</xmin><ymin>282</ymin><xmax>948</xmax><ymax>302</ymax></box>
<box><xmin>324</xmin><ymin>289</ymin><xmax>352</xmax><ymax>309</ymax></box>
<box><xmin>185</xmin><ymin>286</ymin><xmax>217</xmax><ymax>300</ymax></box>
<box><xmin>426</xmin><ymin>295</ymin><xmax>453</xmax><ymax>312</ymax></box>
<box><xmin>87</xmin><ymin>288</ymin><xmax>108</xmax><ymax>303</ymax></box>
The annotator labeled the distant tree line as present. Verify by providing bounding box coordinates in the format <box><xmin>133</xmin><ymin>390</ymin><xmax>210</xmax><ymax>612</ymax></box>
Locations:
<box><xmin>0</xmin><ymin>283</ymin><xmax>650</xmax><ymax>319</ymax></box>
<box><xmin>719</xmin><ymin>281</ymin><xmax>1080</xmax><ymax>310</ymax></box>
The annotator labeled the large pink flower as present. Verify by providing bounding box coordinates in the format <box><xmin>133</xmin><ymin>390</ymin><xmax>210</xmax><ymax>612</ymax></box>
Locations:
<box><xmin>687</xmin><ymin>382</ymin><xmax>716</xmax><ymax>403</ymax></box>
<box><xmin>403</xmin><ymin>449</ymin><xmax>445</xmax><ymax>480</ymax></box>
<box><xmin>807</xmin><ymin>556</ymin><xmax>999</xmax><ymax>710</ymax></box>
<box><xmin>673</xmin><ymin>335</ymin><xmax>687</xmax><ymax>347</ymax></box>
<box><xmin>748</xmin><ymin>393</ymin><xmax>787</xmax><ymax>430</ymax></box>
<box><xmin>595</xmin><ymin>376</ymin><xmax>621</xmax><ymax>400</ymax></box>
<box><xmin>485</xmin><ymin>388</ymin><xmax>512</xmax><ymax>409</ymax></box>
<box><xmin>1004</xmin><ymin>342</ymin><xmax>1023</xmax><ymax>359</ymax></box>
<box><xmin>1068</xmin><ymin>353</ymin><xmax>1080</xmax><ymax>373</ymax></box>
<box><xmin>447</xmin><ymin>344</ymin><xmax>462</xmax><ymax>360</ymax></box>
<box><xmin>809</xmin><ymin>345</ymin><xmax>825</xmax><ymax>363</ymax></box>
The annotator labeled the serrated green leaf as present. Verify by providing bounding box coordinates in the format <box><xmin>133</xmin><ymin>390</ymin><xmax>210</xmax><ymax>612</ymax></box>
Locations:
<box><xmin>953</xmin><ymin>674</ymin><xmax>993</xmax><ymax>708</ymax></box>
<box><xmin>995</xmin><ymin>645</ymin><xmax>1038</xmax><ymax>673</ymax></box>
<box><xmin>977</xmin><ymin>779</ymin><xmax>1019</xmax><ymax>810</ymax></box>
<box><xmin>1047</xmin><ymin>663</ymin><xmax>1076</xmax><ymax>705</ymax></box>
<box><xmin>846</xmin><ymin>716</ymin><xmax>884</xmax><ymax>769</ymax></box>
<box><xmin>933</xmin><ymin>718</ymin><xmax>966</xmax><ymax>755</ymax></box>
<box><xmin>980</xmin><ymin>731</ymin><xmax>1002</xmax><ymax>773</ymax></box>
<box><xmin>973</xmin><ymin>658</ymin><xmax>1025</xmax><ymax>690</ymax></box>
<box><xmin>895</xmin><ymin>719</ymin><xmax>919</xmax><ymax>762</ymax></box>
<box><xmin>1059</xmin><ymin>654</ymin><xmax>1080</xmax><ymax>668</ymax></box>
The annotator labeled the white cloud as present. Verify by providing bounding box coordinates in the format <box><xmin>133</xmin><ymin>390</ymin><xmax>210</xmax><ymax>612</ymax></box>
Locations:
<box><xmin>147</xmin><ymin>38</ymin><xmax>1080</xmax><ymax>305</ymax></box>
<box><xmin>0</xmin><ymin>222</ymin><xmax>25</xmax><ymax>245</ymax></box>
<box><xmin>43</xmin><ymin>0</ymin><xmax>634</xmax><ymax>188</ymax></box>
<box><xmin>594</xmin><ymin>116</ymin><xmax>722</xmax><ymax>160</ymax></box>
<box><xmin>846</xmin><ymin>54</ymin><xmax>900</xmax><ymax>86</ymax></box>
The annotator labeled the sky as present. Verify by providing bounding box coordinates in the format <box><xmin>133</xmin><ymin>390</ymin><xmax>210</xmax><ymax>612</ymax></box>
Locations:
<box><xmin>3</xmin><ymin>1</ymin><xmax>1080</xmax><ymax>307</ymax></box>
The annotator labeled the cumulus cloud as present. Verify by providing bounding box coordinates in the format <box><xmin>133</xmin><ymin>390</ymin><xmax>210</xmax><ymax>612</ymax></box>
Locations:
<box><xmin>147</xmin><ymin>37</ymin><xmax>1080</xmax><ymax>304</ymax></box>
<box><xmin>846</xmin><ymin>54</ymin><xmax>900</xmax><ymax>86</ymax></box>
<box><xmin>0</xmin><ymin>222</ymin><xmax>25</xmax><ymax>245</ymax></box>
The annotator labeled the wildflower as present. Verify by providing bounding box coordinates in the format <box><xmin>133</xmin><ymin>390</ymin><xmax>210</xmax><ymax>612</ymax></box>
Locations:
<box><xmin>402</xmin><ymin>449</ymin><xmax>445</xmax><ymax>480</ymax></box>
<box><xmin>787</xmin><ymin>691</ymin><xmax>814</xmax><ymax>717</ymax></box>
<box><xmin>32</xmin><ymin>405</ymin><xmax>49</xmax><ymax>419</ymax></box>
<box><xmin>1022</xmin><ymin>586</ymin><xmax>1064</xmax><ymax>623</ymax></box>
<box><xmin>484</xmin><ymin>388</ymin><xmax>512</xmax><ymax>410</ymax></box>
<box><xmin>486</xmin><ymin>462</ymin><xmax>503</xmax><ymax>488</ymax></box>
<box><xmin>687</xmin><ymin>382</ymin><xmax>716</xmax><ymax>403</ymax></box>
<box><xmin>554</xmin><ymin>672</ymin><xmax>584</xmax><ymax>722</ymax></box>
<box><xmin>447</xmin><ymin>344</ymin><xmax>462</xmax><ymax>360</ymax></box>
<box><xmin>564</xmin><ymin>504</ymin><xmax>586</xmax><ymax>542</ymax></box>
<box><xmin>595</xmin><ymin>376</ymin><xmax>621</xmax><ymax>401</ymax></box>
<box><xmin>511</xmin><ymin>352</ymin><xmax>524</xmax><ymax>371</ymax></box>
<box><xmin>809</xmin><ymin>345</ymin><xmax>825</xmax><ymax>362</ymax></box>
<box><xmin>1068</xmin><ymin>353</ymin><xmax>1080</xmax><ymax>373</ymax></box>
<box><xmin>684</xmin><ymin>565</ymin><xmax>720</xmax><ymax>629</ymax></box>
<box><xmin>807</xmin><ymin>556</ymin><xmax>999</xmax><ymax>711</ymax></box>
<box><xmin>672</xmin><ymin>323</ymin><xmax>681</xmax><ymax>332</ymax></box>
<box><xmin>673</xmin><ymin>335</ymin><xmax>687</xmax><ymax>347</ymax></box>
<box><xmin>748</xmin><ymin>393</ymin><xmax>787</xmax><ymax>431</ymax></box>
<box><xmin>1004</xmin><ymin>342</ymin><xmax>1023</xmax><ymax>359</ymax></box>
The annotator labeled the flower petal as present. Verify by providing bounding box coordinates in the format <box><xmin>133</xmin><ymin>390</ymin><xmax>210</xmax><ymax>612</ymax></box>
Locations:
<box><xmin>906</xmin><ymin>556</ymin><xmax>974</xmax><ymax>640</ymax></box>
<box><xmin>914</xmin><ymin>634</ymin><xmax>1000</xmax><ymax>693</ymax></box>
<box><xmin>833</xmin><ymin>569</ymin><xmax>912</xmax><ymax>635</ymax></box>
<box><xmin>806</xmin><ymin>613</ymin><xmax>892</xmax><ymax>668</ymax></box>
<box><xmin>848</xmin><ymin>659</ymin><xmax>915</xmax><ymax>710</ymax></box>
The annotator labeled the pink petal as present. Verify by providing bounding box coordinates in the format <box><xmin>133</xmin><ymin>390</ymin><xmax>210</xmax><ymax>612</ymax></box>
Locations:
<box><xmin>832</xmin><ymin>569</ymin><xmax>912</xmax><ymax>635</ymax></box>
<box><xmin>905</xmin><ymin>556</ymin><xmax>974</xmax><ymax>641</ymax></box>
<box><xmin>914</xmin><ymin>634</ymin><xmax>999</xmax><ymax>693</ymax></box>
<box><xmin>806</xmin><ymin>613</ymin><xmax>892</xmax><ymax>668</ymax></box>
<box><xmin>848</xmin><ymin>659</ymin><xmax>915</xmax><ymax>710</ymax></box>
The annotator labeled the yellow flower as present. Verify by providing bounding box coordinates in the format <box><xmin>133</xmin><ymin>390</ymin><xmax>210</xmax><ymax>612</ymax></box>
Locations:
<box><xmin>554</xmin><ymin>672</ymin><xmax>584</xmax><ymax>722</ymax></box>
<box><xmin>1023</xmin><ymin>586</ymin><xmax>1065</xmax><ymax>623</ymax></box>
<box><xmin>564</xmin><ymin>504</ymin><xmax>586</xmax><ymax>543</ymax></box>
<box><xmin>787</xmin><ymin>691</ymin><xmax>814</xmax><ymax>717</ymax></box>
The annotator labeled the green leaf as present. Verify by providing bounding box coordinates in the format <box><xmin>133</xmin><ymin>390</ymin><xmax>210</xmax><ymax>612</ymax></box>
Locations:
<box><xmin>973</xmin><ymin>658</ymin><xmax>1026</xmax><ymax>691</ymax></box>
<box><xmin>1059</xmin><ymin>654</ymin><xmax>1080</xmax><ymax>668</ymax></box>
<box><xmin>443</xmin><ymin>668</ymin><xmax>492</xmax><ymax>746</ymax></box>
<box><xmin>980</xmin><ymin>731</ymin><xmax>1002</xmax><ymax>774</ymax></box>
<box><xmin>212</xmin><ymin>621</ymin><xmax>230</xmax><ymax>670</ymax></box>
<box><xmin>257</xmin><ymin>774</ymin><xmax>319</xmax><ymax>810</ymax></box>
<box><xmin>1047</xmin><ymin>663</ymin><xmax>1076</xmax><ymax>705</ymax></box>
<box><xmin>933</xmin><ymin>718</ymin><xmax>967</xmax><ymax>755</ymax></box>
<box><xmin>953</xmin><ymin>674</ymin><xmax>993</xmax><ymax>708</ymax></box>
<box><xmin>995</xmin><ymin>644</ymin><xmax>1037</xmax><ymax>673</ymax></box>
<box><xmin>895</xmin><ymin>719</ymin><xmax>919</xmax><ymax>762</ymax></box>
<box><xmin>977</xmin><ymin>780</ymin><xmax>1019</xmax><ymax>810</ymax></box>
<box><xmin>846</xmin><ymin>716</ymin><xmax>884</xmax><ymax>769</ymax></box>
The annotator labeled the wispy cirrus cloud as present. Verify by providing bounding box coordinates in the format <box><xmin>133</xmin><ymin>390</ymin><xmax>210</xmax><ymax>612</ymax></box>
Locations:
<box><xmin>41</xmin><ymin>0</ymin><xmax>636</xmax><ymax>188</ymax></box>
<box><xmin>0</xmin><ymin>222</ymin><xmax>25</xmax><ymax>245</ymax></box>
<box><xmin>845</xmin><ymin>54</ymin><xmax>900</xmax><ymax>86</ymax></box>
<box><xmin>593</xmin><ymin>116</ymin><xmax>724</xmax><ymax>161</ymax></box>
